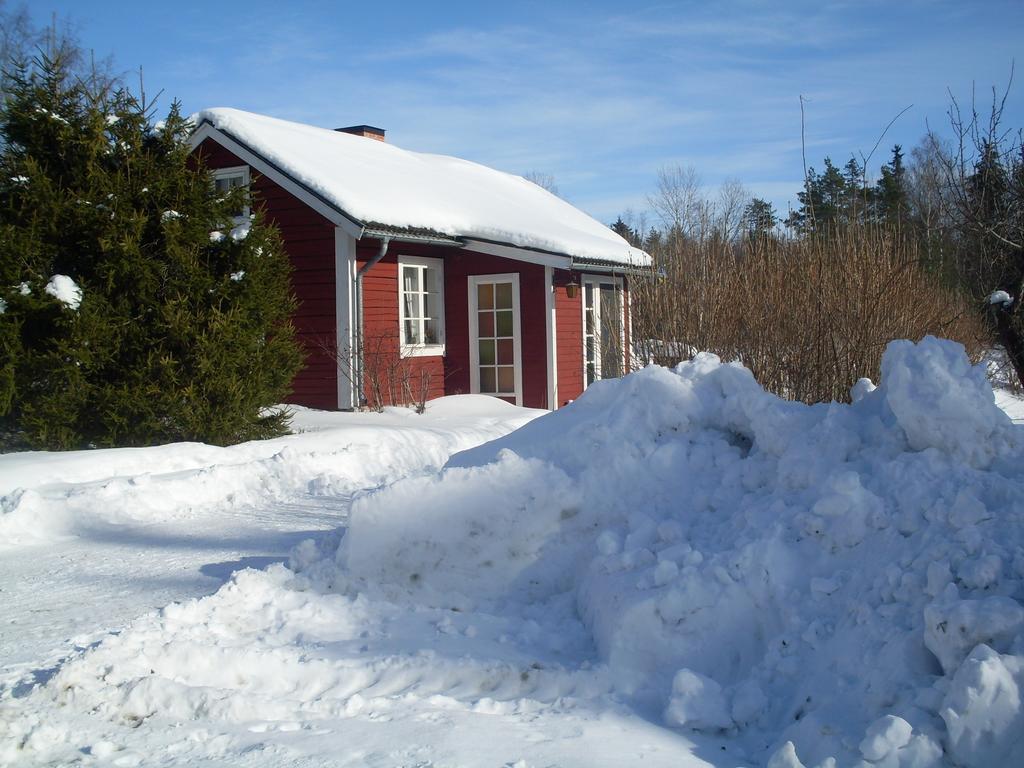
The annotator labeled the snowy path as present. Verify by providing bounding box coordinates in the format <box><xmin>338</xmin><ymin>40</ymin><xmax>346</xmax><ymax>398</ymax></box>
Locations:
<box><xmin>1</xmin><ymin>496</ymin><xmax>348</xmax><ymax>691</ymax></box>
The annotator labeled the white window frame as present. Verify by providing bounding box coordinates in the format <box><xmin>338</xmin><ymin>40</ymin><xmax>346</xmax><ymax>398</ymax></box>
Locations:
<box><xmin>398</xmin><ymin>256</ymin><xmax>445</xmax><ymax>357</ymax></box>
<box><xmin>468</xmin><ymin>273</ymin><xmax>523</xmax><ymax>406</ymax></box>
<box><xmin>582</xmin><ymin>274</ymin><xmax>625</xmax><ymax>389</ymax></box>
<box><xmin>212</xmin><ymin>165</ymin><xmax>251</xmax><ymax>222</ymax></box>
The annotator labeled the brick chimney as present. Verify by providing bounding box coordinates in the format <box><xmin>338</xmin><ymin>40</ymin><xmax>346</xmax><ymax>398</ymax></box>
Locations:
<box><xmin>335</xmin><ymin>125</ymin><xmax>386</xmax><ymax>142</ymax></box>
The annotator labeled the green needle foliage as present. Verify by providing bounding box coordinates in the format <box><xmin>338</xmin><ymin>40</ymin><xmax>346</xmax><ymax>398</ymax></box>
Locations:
<box><xmin>0</xmin><ymin>50</ymin><xmax>303</xmax><ymax>449</ymax></box>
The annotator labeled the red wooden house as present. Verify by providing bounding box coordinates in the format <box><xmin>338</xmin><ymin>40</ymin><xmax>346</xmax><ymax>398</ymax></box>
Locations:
<box><xmin>189</xmin><ymin>108</ymin><xmax>649</xmax><ymax>411</ymax></box>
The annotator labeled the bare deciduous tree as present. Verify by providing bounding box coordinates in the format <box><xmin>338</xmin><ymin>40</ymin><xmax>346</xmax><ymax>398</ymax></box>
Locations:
<box><xmin>523</xmin><ymin>171</ymin><xmax>559</xmax><ymax>197</ymax></box>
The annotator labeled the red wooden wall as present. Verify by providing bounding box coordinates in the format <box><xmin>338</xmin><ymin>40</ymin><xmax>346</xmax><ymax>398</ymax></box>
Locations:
<box><xmin>357</xmin><ymin>241</ymin><xmax>549</xmax><ymax>409</ymax></box>
<box><xmin>553</xmin><ymin>268</ymin><xmax>584</xmax><ymax>405</ymax></box>
<box><xmin>194</xmin><ymin>139</ymin><xmax>339</xmax><ymax>410</ymax></box>
<box><xmin>356</xmin><ymin>241</ymin><xmax>447</xmax><ymax>407</ymax></box>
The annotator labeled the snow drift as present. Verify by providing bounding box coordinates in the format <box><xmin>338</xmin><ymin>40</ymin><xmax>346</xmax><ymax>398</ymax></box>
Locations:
<box><xmin>314</xmin><ymin>336</ymin><xmax>1024</xmax><ymax>766</ymax></box>
<box><xmin>7</xmin><ymin>337</ymin><xmax>1023</xmax><ymax>767</ymax></box>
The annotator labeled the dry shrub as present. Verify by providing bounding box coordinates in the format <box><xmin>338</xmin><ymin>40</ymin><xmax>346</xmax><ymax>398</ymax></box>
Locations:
<box><xmin>632</xmin><ymin>227</ymin><xmax>988</xmax><ymax>403</ymax></box>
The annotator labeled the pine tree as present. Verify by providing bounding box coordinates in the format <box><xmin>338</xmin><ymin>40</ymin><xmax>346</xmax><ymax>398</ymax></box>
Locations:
<box><xmin>742</xmin><ymin>198</ymin><xmax>777</xmax><ymax>238</ymax></box>
<box><xmin>874</xmin><ymin>145</ymin><xmax>908</xmax><ymax>227</ymax></box>
<box><xmin>610</xmin><ymin>215</ymin><xmax>641</xmax><ymax>247</ymax></box>
<box><xmin>0</xmin><ymin>50</ymin><xmax>303</xmax><ymax>449</ymax></box>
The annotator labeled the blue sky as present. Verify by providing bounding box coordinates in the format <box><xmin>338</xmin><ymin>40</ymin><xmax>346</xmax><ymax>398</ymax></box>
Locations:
<box><xmin>27</xmin><ymin>0</ymin><xmax>1024</xmax><ymax>227</ymax></box>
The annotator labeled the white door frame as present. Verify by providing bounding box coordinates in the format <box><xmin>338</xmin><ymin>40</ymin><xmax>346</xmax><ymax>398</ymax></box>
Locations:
<box><xmin>468</xmin><ymin>273</ymin><xmax>524</xmax><ymax>406</ymax></box>
<box><xmin>581</xmin><ymin>274</ymin><xmax>625</xmax><ymax>388</ymax></box>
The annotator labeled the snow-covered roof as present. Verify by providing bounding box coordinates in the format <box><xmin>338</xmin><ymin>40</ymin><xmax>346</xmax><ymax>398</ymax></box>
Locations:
<box><xmin>191</xmin><ymin>108</ymin><xmax>649</xmax><ymax>267</ymax></box>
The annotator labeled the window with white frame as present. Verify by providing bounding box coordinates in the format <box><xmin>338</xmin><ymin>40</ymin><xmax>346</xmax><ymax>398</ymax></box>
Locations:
<box><xmin>399</xmin><ymin>256</ymin><xmax>445</xmax><ymax>355</ymax></box>
<box><xmin>212</xmin><ymin>165</ymin><xmax>250</xmax><ymax>221</ymax></box>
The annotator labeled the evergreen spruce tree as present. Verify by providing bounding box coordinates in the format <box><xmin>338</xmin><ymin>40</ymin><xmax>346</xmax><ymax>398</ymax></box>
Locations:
<box><xmin>610</xmin><ymin>215</ymin><xmax>641</xmax><ymax>247</ymax></box>
<box><xmin>742</xmin><ymin>197</ymin><xmax>777</xmax><ymax>238</ymax></box>
<box><xmin>874</xmin><ymin>145</ymin><xmax>908</xmax><ymax>228</ymax></box>
<box><xmin>0</xmin><ymin>50</ymin><xmax>302</xmax><ymax>449</ymax></box>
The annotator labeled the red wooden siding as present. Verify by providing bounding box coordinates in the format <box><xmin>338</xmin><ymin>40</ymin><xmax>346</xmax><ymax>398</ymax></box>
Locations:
<box><xmin>357</xmin><ymin>241</ymin><xmax>549</xmax><ymax>409</ymax></box>
<box><xmin>356</xmin><ymin>241</ymin><xmax>446</xmax><ymax>406</ymax></box>
<box><xmin>194</xmin><ymin>138</ymin><xmax>339</xmax><ymax>410</ymax></box>
<box><xmin>553</xmin><ymin>269</ymin><xmax>584</xmax><ymax>405</ymax></box>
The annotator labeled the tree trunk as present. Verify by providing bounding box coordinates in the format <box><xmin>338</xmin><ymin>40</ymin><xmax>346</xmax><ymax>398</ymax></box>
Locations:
<box><xmin>990</xmin><ymin>301</ymin><xmax>1024</xmax><ymax>387</ymax></box>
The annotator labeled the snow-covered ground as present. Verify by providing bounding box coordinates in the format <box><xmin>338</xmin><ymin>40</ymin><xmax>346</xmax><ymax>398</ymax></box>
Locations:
<box><xmin>2</xmin><ymin>342</ymin><xmax>1024</xmax><ymax>767</ymax></box>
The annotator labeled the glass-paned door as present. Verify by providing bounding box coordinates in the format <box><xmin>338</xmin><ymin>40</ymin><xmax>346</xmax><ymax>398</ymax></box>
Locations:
<box><xmin>469</xmin><ymin>274</ymin><xmax>522</xmax><ymax>405</ymax></box>
<box><xmin>583</xmin><ymin>276</ymin><xmax>624</xmax><ymax>387</ymax></box>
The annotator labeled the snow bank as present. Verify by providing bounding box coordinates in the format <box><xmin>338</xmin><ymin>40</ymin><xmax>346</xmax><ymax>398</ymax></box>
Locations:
<box><xmin>0</xmin><ymin>397</ymin><xmax>541</xmax><ymax>546</ymax></box>
<box><xmin>312</xmin><ymin>336</ymin><xmax>1024</xmax><ymax>765</ymax></box>
<box><xmin>7</xmin><ymin>338</ymin><xmax>1024</xmax><ymax>766</ymax></box>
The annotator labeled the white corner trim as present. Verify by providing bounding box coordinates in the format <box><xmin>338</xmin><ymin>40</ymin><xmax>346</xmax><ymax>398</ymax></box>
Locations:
<box><xmin>191</xmin><ymin>123</ymin><xmax>363</xmax><ymax>240</ymax></box>
<box><xmin>545</xmin><ymin>265</ymin><xmax>558</xmax><ymax>410</ymax></box>
<box><xmin>335</xmin><ymin>227</ymin><xmax>357</xmax><ymax>410</ymax></box>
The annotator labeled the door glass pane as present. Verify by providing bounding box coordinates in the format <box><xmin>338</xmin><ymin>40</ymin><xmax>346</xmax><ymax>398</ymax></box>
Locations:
<box><xmin>478</xmin><ymin>311</ymin><xmax>494</xmax><ymax>337</ymax></box>
<box><xmin>477</xmin><ymin>283</ymin><xmax>494</xmax><ymax>310</ymax></box>
<box><xmin>600</xmin><ymin>284</ymin><xmax>622</xmax><ymax>378</ymax></box>
<box><xmin>480</xmin><ymin>367</ymin><xmax>497</xmax><ymax>393</ymax></box>
<box><xmin>495</xmin><ymin>309</ymin><xmax>513</xmax><ymax>337</ymax></box>
<box><xmin>496</xmin><ymin>338</ymin><xmax>513</xmax><ymax>365</ymax></box>
<box><xmin>495</xmin><ymin>282</ymin><xmax>513</xmax><ymax>309</ymax></box>
<box><xmin>479</xmin><ymin>339</ymin><xmax>495</xmax><ymax>365</ymax></box>
<box><xmin>497</xmin><ymin>366</ymin><xmax>514</xmax><ymax>393</ymax></box>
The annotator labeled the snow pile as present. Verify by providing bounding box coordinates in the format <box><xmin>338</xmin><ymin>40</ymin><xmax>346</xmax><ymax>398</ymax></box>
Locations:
<box><xmin>5</xmin><ymin>338</ymin><xmax>1023</xmax><ymax>766</ymax></box>
<box><xmin>192</xmin><ymin>108</ymin><xmax>648</xmax><ymax>266</ymax></box>
<box><xmin>0</xmin><ymin>396</ymin><xmax>541</xmax><ymax>546</ymax></box>
<box><xmin>988</xmin><ymin>290</ymin><xmax>1013</xmax><ymax>308</ymax></box>
<box><xmin>308</xmin><ymin>336</ymin><xmax>1024</xmax><ymax>766</ymax></box>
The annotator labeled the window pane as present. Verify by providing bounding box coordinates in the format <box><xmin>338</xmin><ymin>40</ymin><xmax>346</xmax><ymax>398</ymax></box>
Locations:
<box><xmin>495</xmin><ymin>282</ymin><xmax>513</xmax><ymax>309</ymax></box>
<box><xmin>405</xmin><ymin>319</ymin><xmax>421</xmax><ymax>345</ymax></box>
<box><xmin>424</xmin><ymin>317</ymin><xmax>440</xmax><ymax>345</ymax></box>
<box><xmin>403</xmin><ymin>291</ymin><xmax>419</xmax><ymax>321</ymax></box>
<box><xmin>497</xmin><ymin>338</ymin><xmax>513</xmax><ymax>365</ymax></box>
<box><xmin>480</xmin><ymin>367</ymin><xmax>497</xmax><ymax>393</ymax></box>
<box><xmin>497</xmin><ymin>366</ymin><xmax>514</xmax><ymax>393</ymax></box>
<box><xmin>587</xmin><ymin>363</ymin><xmax>596</xmax><ymax>386</ymax></box>
<box><xmin>423</xmin><ymin>266</ymin><xmax>438</xmax><ymax>292</ymax></box>
<box><xmin>402</xmin><ymin>265</ymin><xmax>420</xmax><ymax>293</ymax></box>
<box><xmin>586</xmin><ymin>336</ymin><xmax>595</xmax><ymax>362</ymax></box>
<box><xmin>477</xmin><ymin>283</ymin><xmax>493</xmax><ymax>310</ymax></box>
<box><xmin>424</xmin><ymin>291</ymin><xmax>441</xmax><ymax>319</ymax></box>
<box><xmin>495</xmin><ymin>310</ymin><xmax>513</xmax><ymax>337</ymax></box>
<box><xmin>479</xmin><ymin>339</ymin><xmax>495</xmax><ymax>365</ymax></box>
<box><xmin>478</xmin><ymin>310</ymin><xmax>494</xmax><ymax>337</ymax></box>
